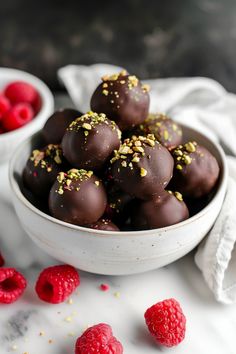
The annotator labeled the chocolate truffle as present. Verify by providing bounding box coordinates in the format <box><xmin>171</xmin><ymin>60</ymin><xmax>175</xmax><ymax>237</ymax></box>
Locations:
<box><xmin>42</xmin><ymin>108</ymin><xmax>82</xmax><ymax>144</ymax></box>
<box><xmin>23</xmin><ymin>144</ymin><xmax>65</xmax><ymax>197</ymax></box>
<box><xmin>87</xmin><ymin>218</ymin><xmax>120</xmax><ymax>231</ymax></box>
<box><xmin>90</xmin><ymin>70</ymin><xmax>150</xmax><ymax>130</ymax></box>
<box><xmin>138</xmin><ymin>113</ymin><xmax>183</xmax><ymax>150</ymax></box>
<box><xmin>170</xmin><ymin>141</ymin><xmax>220</xmax><ymax>198</ymax></box>
<box><xmin>131</xmin><ymin>190</ymin><xmax>189</xmax><ymax>230</ymax></box>
<box><xmin>105</xmin><ymin>184</ymin><xmax>134</xmax><ymax>225</ymax></box>
<box><xmin>110</xmin><ymin>134</ymin><xmax>174</xmax><ymax>200</ymax></box>
<box><xmin>49</xmin><ymin>169</ymin><xmax>107</xmax><ymax>226</ymax></box>
<box><xmin>62</xmin><ymin>111</ymin><xmax>121</xmax><ymax>171</ymax></box>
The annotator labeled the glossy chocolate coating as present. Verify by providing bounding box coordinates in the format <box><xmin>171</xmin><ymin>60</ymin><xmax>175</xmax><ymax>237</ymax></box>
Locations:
<box><xmin>42</xmin><ymin>108</ymin><xmax>82</xmax><ymax>144</ymax></box>
<box><xmin>49</xmin><ymin>169</ymin><xmax>107</xmax><ymax>226</ymax></box>
<box><xmin>62</xmin><ymin>111</ymin><xmax>121</xmax><ymax>171</ymax></box>
<box><xmin>90</xmin><ymin>71</ymin><xmax>150</xmax><ymax>130</ymax></box>
<box><xmin>131</xmin><ymin>190</ymin><xmax>189</xmax><ymax>230</ymax></box>
<box><xmin>138</xmin><ymin>113</ymin><xmax>183</xmax><ymax>150</ymax></box>
<box><xmin>110</xmin><ymin>134</ymin><xmax>174</xmax><ymax>200</ymax></box>
<box><xmin>170</xmin><ymin>141</ymin><xmax>220</xmax><ymax>198</ymax></box>
<box><xmin>23</xmin><ymin>144</ymin><xmax>65</xmax><ymax>197</ymax></box>
<box><xmin>87</xmin><ymin>218</ymin><xmax>120</xmax><ymax>231</ymax></box>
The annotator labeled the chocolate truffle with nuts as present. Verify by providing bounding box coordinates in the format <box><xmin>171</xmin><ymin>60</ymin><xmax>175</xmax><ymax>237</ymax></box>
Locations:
<box><xmin>105</xmin><ymin>183</ymin><xmax>134</xmax><ymax>226</ymax></box>
<box><xmin>131</xmin><ymin>190</ymin><xmax>189</xmax><ymax>230</ymax></box>
<box><xmin>42</xmin><ymin>108</ymin><xmax>82</xmax><ymax>144</ymax></box>
<box><xmin>87</xmin><ymin>218</ymin><xmax>120</xmax><ymax>231</ymax></box>
<box><xmin>110</xmin><ymin>134</ymin><xmax>174</xmax><ymax>200</ymax></box>
<box><xmin>62</xmin><ymin>111</ymin><xmax>121</xmax><ymax>171</ymax></box>
<box><xmin>49</xmin><ymin>169</ymin><xmax>107</xmax><ymax>226</ymax></box>
<box><xmin>138</xmin><ymin>113</ymin><xmax>183</xmax><ymax>150</ymax></box>
<box><xmin>23</xmin><ymin>144</ymin><xmax>66</xmax><ymax>197</ymax></box>
<box><xmin>170</xmin><ymin>141</ymin><xmax>220</xmax><ymax>198</ymax></box>
<box><xmin>90</xmin><ymin>70</ymin><xmax>150</xmax><ymax>130</ymax></box>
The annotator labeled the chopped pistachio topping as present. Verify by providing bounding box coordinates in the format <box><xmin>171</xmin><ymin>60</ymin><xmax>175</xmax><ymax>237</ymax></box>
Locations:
<box><xmin>185</xmin><ymin>142</ymin><xmax>196</xmax><ymax>153</ymax></box>
<box><xmin>172</xmin><ymin>123</ymin><xmax>178</xmax><ymax>131</ymax></box>
<box><xmin>132</xmin><ymin>156</ymin><xmax>140</xmax><ymax>163</ymax></box>
<box><xmin>142</xmin><ymin>84</ymin><xmax>150</xmax><ymax>92</ymax></box>
<box><xmin>184</xmin><ymin>155</ymin><xmax>192</xmax><ymax>165</ymax></box>
<box><xmin>133</xmin><ymin>146</ymin><xmax>144</xmax><ymax>153</ymax></box>
<box><xmin>110</xmin><ymin>134</ymin><xmax>157</xmax><ymax>167</ymax></box>
<box><xmin>57</xmin><ymin>172</ymin><xmax>65</xmax><ymax>183</ymax></box>
<box><xmin>173</xmin><ymin>141</ymin><xmax>198</xmax><ymax>170</ymax></box>
<box><xmin>140</xmin><ymin>167</ymin><xmax>147</xmax><ymax>177</ymax></box>
<box><xmin>139</xmin><ymin>113</ymin><xmax>182</xmax><ymax>146</ymax></box>
<box><xmin>102</xmin><ymin>70</ymin><xmax>128</xmax><ymax>82</ymax></box>
<box><xmin>82</xmin><ymin>123</ymin><xmax>92</xmax><ymax>130</ymax></box>
<box><xmin>144</xmin><ymin>112</ymin><xmax>169</xmax><ymax>123</ymax></box>
<box><xmin>68</xmin><ymin>111</ymin><xmax>119</xmax><ymax>137</ymax></box>
<box><xmin>127</xmin><ymin>75</ymin><xmax>139</xmax><ymax>89</ymax></box>
<box><xmin>55</xmin><ymin>169</ymin><xmax>94</xmax><ymax>195</ymax></box>
<box><xmin>29</xmin><ymin>144</ymin><xmax>63</xmax><ymax>171</ymax></box>
<box><xmin>102</xmin><ymin>89</ymin><xmax>109</xmax><ymax>96</ymax></box>
<box><xmin>174</xmin><ymin>191</ymin><xmax>183</xmax><ymax>201</ymax></box>
<box><xmin>163</xmin><ymin>130</ymin><xmax>169</xmax><ymax>140</ymax></box>
<box><xmin>167</xmin><ymin>190</ymin><xmax>183</xmax><ymax>201</ymax></box>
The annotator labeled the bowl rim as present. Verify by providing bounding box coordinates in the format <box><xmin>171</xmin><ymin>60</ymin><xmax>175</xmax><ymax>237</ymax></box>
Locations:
<box><xmin>9</xmin><ymin>124</ymin><xmax>228</xmax><ymax>237</ymax></box>
<box><xmin>0</xmin><ymin>67</ymin><xmax>54</xmax><ymax>140</ymax></box>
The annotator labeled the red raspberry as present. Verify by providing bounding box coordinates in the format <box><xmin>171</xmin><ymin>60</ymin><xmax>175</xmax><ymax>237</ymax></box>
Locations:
<box><xmin>0</xmin><ymin>94</ymin><xmax>11</xmax><ymax>121</ymax></box>
<box><xmin>75</xmin><ymin>323</ymin><xmax>123</xmax><ymax>354</ymax></box>
<box><xmin>144</xmin><ymin>298</ymin><xmax>186</xmax><ymax>347</ymax></box>
<box><xmin>2</xmin><ymin>103</ymin><xmax>34</xmax><ymax>131</ymax></box>
<box><xmin>0</xmin><ymin>252</ymin><xmax>4</xmax><ymax>266</ymax></box>
<box><xmin>32</xmin><ymin>93</ymin><xmax>42</xmax><ymax>114</ymax></box>
<box><xmin>4</xmin><ymin>81</ymin><xmax>39</xmax><ymax>106</ymax></box>
<box><xmin>35</xmin><ymin>264</ymin><xmax>80</xmax><ymax>304</ymax></box>
<box><xmin>0</xmin><ymin>268</ymin><xmax>27</xmax><ymax>304</ymax></box>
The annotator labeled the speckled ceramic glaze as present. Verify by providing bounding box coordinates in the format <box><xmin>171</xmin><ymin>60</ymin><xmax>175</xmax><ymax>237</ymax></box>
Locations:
<box><xmin>9</xmin><ymin>125</ymin><xmax>228</xmax><ymax>275</ymax></box>
<box><xmin>0</xmin><ymin>68</ymin><xmax>54</xmax><ymax>163</ymax></box>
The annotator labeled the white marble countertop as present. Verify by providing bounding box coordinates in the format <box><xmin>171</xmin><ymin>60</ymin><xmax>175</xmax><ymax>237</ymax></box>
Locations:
<box><xmin>1</xmin><ymin>159</ymin><xmax>236</xmax><ymax>354</ymax></box>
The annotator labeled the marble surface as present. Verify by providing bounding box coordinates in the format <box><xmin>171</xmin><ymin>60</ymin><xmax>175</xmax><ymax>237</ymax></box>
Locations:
<box><xmin>1</xmin><ymin>156</ymin><xmax>236</xmax><ymax>353</ymax></box>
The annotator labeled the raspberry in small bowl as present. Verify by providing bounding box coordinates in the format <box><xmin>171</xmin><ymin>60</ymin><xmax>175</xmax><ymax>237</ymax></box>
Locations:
<box><xmin>0</xmin><ymin>68</ymin><xmax>54</xmax><ymax>164</ymax></box>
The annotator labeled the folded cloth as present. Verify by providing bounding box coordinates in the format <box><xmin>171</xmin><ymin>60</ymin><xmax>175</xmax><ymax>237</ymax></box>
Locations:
<box><xmin>58</xmin><ymin>63</ymin><xmax>236</xmax><ymax>304</ymax></box>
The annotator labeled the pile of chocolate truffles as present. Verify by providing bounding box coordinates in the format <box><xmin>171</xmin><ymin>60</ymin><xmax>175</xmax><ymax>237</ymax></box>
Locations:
<box><xmin>23</xmin><ymin>70</ymin><xmax>220</xmax><ymax>231</ymax></box>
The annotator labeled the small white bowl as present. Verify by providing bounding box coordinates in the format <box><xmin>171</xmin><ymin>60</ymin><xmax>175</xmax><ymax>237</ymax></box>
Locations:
<box><xmin>9</xmin><ymin>125</ymin><xmax>228</xmax><ymax>275</ymax></box>
<box><xmin>0</xmin><ymin>67</ymin><xmax>54</xmax><ymax>163</ymax></box>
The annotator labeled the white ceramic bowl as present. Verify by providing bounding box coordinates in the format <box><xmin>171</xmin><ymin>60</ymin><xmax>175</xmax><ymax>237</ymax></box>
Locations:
<box><xmin>9</xmin><ymin>126</ymin><xmax>228</xmax><ymax>275</ymax></box>
<box><xmin>0</xmin><ymin>67</ymin><xmax>54</xmax><ymax>163</ymax></box>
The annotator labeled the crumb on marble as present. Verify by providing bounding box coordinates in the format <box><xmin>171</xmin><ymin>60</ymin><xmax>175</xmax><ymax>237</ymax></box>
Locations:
<box><xmin>68</xmin><ymin>331</ymin><xmax>75</xmax><ymax>337</ymax></box>
<box><xmin>114</xmin><ymin>291</ymin><xmax>121</xmax><ymax>298</ymax></box>
<box><xmin>65</xmin><ymin>316</ymin><xmax>73</xmax><ymax>323</ymax></box>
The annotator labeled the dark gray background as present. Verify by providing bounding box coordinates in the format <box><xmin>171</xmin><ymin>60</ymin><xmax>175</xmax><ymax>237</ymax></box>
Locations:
<box><xmin>1</xmin><ymin>0</ymin><xmax>236</xmax><ymax>91</ymax></box>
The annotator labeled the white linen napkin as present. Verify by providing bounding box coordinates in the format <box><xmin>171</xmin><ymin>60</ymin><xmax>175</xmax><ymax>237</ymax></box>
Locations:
<box><xmin>58</xmin><ymin>64</ymin><xmax>236</xmax><ymax>304</ymax></box>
